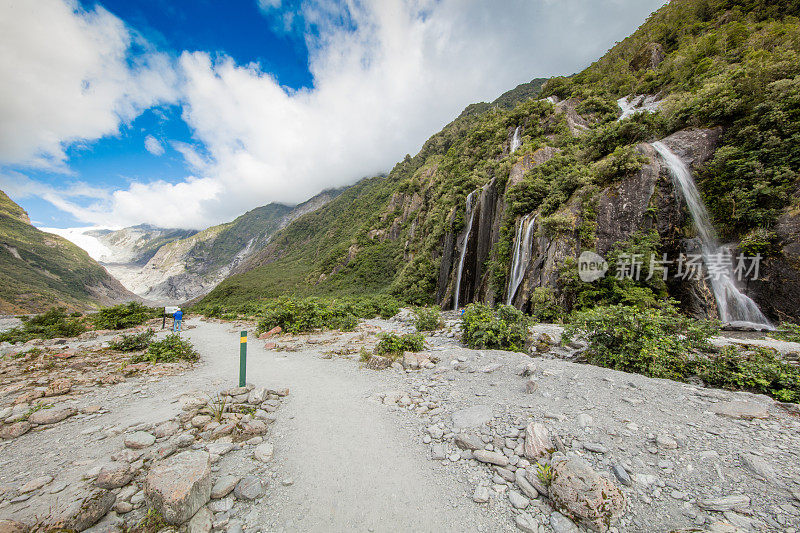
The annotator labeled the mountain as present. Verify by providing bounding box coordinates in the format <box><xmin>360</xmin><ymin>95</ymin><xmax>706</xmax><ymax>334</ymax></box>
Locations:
<box><xmin>103</xmin><ymin>189</ymin><xmax>343</xmax><ymax>303</ymax></box>
<box><xmin>0</xmin><ymin>190</ymin><xmax>135</xmax><ymax>313</ymax></box>
<box><xmin>199</xmin><ymin>0</ymin><xmax>800</xmax><ymax>323</ymax></box>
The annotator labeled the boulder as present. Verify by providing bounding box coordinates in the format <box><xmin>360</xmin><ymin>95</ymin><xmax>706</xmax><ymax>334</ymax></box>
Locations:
<box><xmin>50</xmin><ymin>489</ymin><xmax>115</xmax><ymax>531</ymax></box>
<box><xmin>523</xmin><ymin>422</ymin><xmax>553</xmax><ymax>460</ymax></box>
<box><xmin>45</xmin><ymin>378</ymin><xmax>72</xmax><ymax>397</ymax></box>
<box><xmin>95</xmin><ymin>461</ymin><xmax>133</xmax><ymax>489</ymax></box>
<box><xmin>144</xmin><ymin>450</ymin><xmax>211</xmax><ymax>524</ymax></box>
<box><xmin>233</xmin><ymin>475</ymin><xmax>264</xmax><ymax>500</ymax></box>
<box><xmin>549</xmin><ymin>456</ymin><xmax>624</xmax><ymax>532</ymax></box>
<box><xmin>0</xmin><ymin>421</ymin><xmax>31</xmax><ymax>439</ymax></box>
<box><xmin>124</xmin><ymin>431</ymin><xmax>156</xmax><ymax>449</ymax></box>
<box><xmin>28</xmin><ymin>406</ymin><xmax>76</xmax><ymax>425</ymax></box>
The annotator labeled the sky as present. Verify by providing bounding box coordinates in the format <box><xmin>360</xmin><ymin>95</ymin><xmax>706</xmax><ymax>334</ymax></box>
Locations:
<box><xmin>0</xmin><ymin>0</ymin><xmax>668</xmax><ymax>230</ymax></box>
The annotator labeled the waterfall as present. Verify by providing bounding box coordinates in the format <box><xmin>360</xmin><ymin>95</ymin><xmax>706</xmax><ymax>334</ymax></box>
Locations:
<box><xmin>617</xmin><ymin>94</ymin><xmax>661</xmax><ymax>121</ymax></box>
<box><xmin>453</xmin><ymin>190</ymin><xmax>478</xmax><ymax>310</ymax></box>
<box><xmin>652</xmin><ymin>142</ymin><xmax>772</xmax><ymax>329</ymax></box>
<box><xmin>510</xmin><ymin>126</ymin><xmax>521</xmax><ymax>154</ymax></box>
<box><xmin>506</xmin><ymin>213</ymin><xmax>537</xmax><ymax>306</ymax></box>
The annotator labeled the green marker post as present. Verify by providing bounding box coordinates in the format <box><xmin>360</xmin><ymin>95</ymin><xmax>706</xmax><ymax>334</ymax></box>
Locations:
<box><xmin>239</xmin><ymin>330</ymin><xmax>247</xmax><ymax>387</ymax></box>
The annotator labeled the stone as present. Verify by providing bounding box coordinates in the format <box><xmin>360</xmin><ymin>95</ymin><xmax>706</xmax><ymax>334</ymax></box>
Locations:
<box><xmin>0</xmin><ymin>421</ymin><xmax>31</xmax><ymax>439</ymax></box>
<box><xmin>28</xmin><ymin>406</ymin><xmax>76</xmax><ymax>425</ymax></box>
<box><xmin>583</xmin><ymin>442</ymin><xmax>609</xmax><ymax>454</ymax></box>
<box><xmin>549</xmin><ymin>456</ymin><xmax>624</xmax><ymax>532</ymax></box>
<box><xmin>514</xmin><ymin>513</ymin><xmax>537</xmax><ymax>533</ymax></box>
<box><xmin>711</xmin><ymin>401</ymin><xmax>769</xmax><ymax>420</ymax></box>
<box><xmin>550</xmin><ymin>512</ymin><xmax>581</xmax><ymax>533</ymax></box>
<box><xmin>45</xmin><ymin>378</ymin><xmax>72</xmax><ymax>397</ymax></box>
<box><xmin>577</xmin><ymin>413</ymin><xmax>593</xmax><ymax>428</ymax></box>
<box><xmin>233</xmin><ymin>475</ymin><xmax>264</xmax><ymax>500</ymax></box>
<box><xmin>451</xmin><ymin>405</ymin><xmax>492</xmax><ymax>429</ymax></box>
<box><xmin>19</xmin><ymin>475</ymin><xmax>52</xmax><ymax>493</ymax></box>
<box><xmin>430</xmin><ymin>444</ymin><xmax>447</xmax><ymax>460</ymax></box>
<box><xmin>524</xmin><ymin>378</ymin><xmax>538</xmax><ymax>394</ymax></box>
<box><xmin>191</xmin><ymin>415</ymin><xmax>212</xmax><ymax>428</ymax></box>
<box><xmin>508</xmin><ymin>490</ymin><xmax>529</xmax><ymax>509</ymax></box>
<box><xmin>611</xmin><ymin>464</ymin><xmax>632</xmax><ymax>487</ymax></box>
<box><xmin>515</xmin><ymin>472</ymin><xmax>539</xmax><ymax>500</ymax></box>
<box><xmin>0</xmin><ymin>520</ymin><xmax>29</xmax><ymax>533</ymax></box>
<box><xmin>472</xmin><ymin>486</ymin><xmax>490</xmax><ymax>503</ymax></box>
<box><xmin>247</xmin><ymin>387</ymin><xmax>269</xmax><ymax>404</ymax></box>
<box><xmin>114</xmin><ymin>501</ymin><xmax>133</xmax><ymax>514</ymax></box>
<box><xmin>656</xmin><ymin>434</ymin><xmax>678</xmax><ymax>449</ymax></box>
<box><xmin>187</xmin><ymin>506</ymin><xmax>212</xmax><ymax>533</ymax></box>
<box><xmin>454</xmin><ymin>433</ymin><xmax>483</xmax><ymax>451</ymax></box>
<box><xmin>50</xmin><ymin>489</ymin><xmax>115</xmax><ymax>531</ymax></box>
<box><xmin>206</xmin><ymin>442</ymin><xmax>234</xmax><ymax>456</ymax></box>
<box><xmin>144</xmin><ymin>450</ymin><xmax>211</xmax><ymax>524</ymax></box>
<box><xmin>207</xmin><ymin>495</ymin><xmax>233</xmax><ymax>513</ymax></box>
<box><xmin>481</xmin><ymin>363</ymin><xmax>502</xmax><ymax>373</ymax></box>
<box><xmin>210</xmin><ymin>475</ymin><xmax>239</xmax><ymax>499</ymax></box>
<box><xmin>95</xmin><ymin>462</ymin><xmax>133</xmax><ymax>489</ymax></box>
<box><xmin>254</xmin><ymin>442</ymin><xmax>274</xmax><ymax>463</ymax></box>
<box><xmin>523</xmin><ymin>422</ymin><xmax>553</xmax><ymax>460</ymax></box>
<box><xmin>473</xmin><ymin>450</ymin><xmax>509</xmax><ymax>467</ymax></box>
<box><xmin>153</xmin><ymin>420</ymin><xmax>181</xmax><ymax>439</ymax></box>
<box><xmin>402</xmin><ymin>351</ymin><xmax>431</xmax><ymax>370</ymax></box>
<box><xmin>259</xmin><ymin>326</ymin><xmax>282</xmax><ymax>339</ymax></box>
<box><xmin>124</xmin><ymin>431</ymin><xmax>156</xmax><ymax>449</ymax></box>
<box><xmin>739</xmin><ymin>453</ymin><xmax>780</xmax><ymax>486</ymax></box>
<box><xmin>697</xmin><ymin>495</ymin><xmax>751</xmax><ymax>512</ymax></box>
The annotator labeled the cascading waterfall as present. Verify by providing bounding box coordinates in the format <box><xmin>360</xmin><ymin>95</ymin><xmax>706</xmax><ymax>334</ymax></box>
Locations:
<box><xmin>506</xmin><ymin>213</ymin><xmax>537</xmax><ymax>306</ymax></box>
<box><xmin>453</xmin><ymin>190</ymin><xmax>478</xmax><ymax>310</ymax></box>
<box><xmin>510</xmin><ymin>126</ymin><xmax>521</xmax><ymax>154</ymax></box>
<box><xmin>653</xmin><ymin>142</ymin><xmax>772</xmax><ymax>328</ymax></box>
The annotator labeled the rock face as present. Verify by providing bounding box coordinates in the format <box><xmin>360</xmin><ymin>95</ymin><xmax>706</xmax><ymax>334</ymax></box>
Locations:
<box><xmin>144</xmin><ymin>450</ymin><xmax>212</xmax><ymax>524</ymax></box>
<box><xmin>549</xmin><ymin>456</ymin><xmax>624</xmax><ymax>532</ymax></box>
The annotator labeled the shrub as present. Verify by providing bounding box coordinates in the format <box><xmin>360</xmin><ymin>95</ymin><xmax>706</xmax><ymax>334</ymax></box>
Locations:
<box><xmin>563</xmin><ymin>305</ymin><xmax>717</xmax><ymax>381</ymax></box>
<box><xmin>414</xmin><ymin>306</ymin><xmax>442</xmax><ymax>331</ymax></box>
<box><xmin>110</xmin><ymin>330</ymin><xmax>155</xmax><ymax>352</ymax></box>
<box><xmin>697</xmin><ymin>346</ymin><xmax>800</xmax><ymax>403</ymax></box>
<box><xmin>374</xmin><ymin>332</ymin><xmax>425</xmax><ymax>358</ymax></box>
<box><xmin>255</xmin><ymin>296</ymin><xmax>400</xmax><ymax>334</ymax></box>
<box><xmin>462</xmin><ymin>303</ymin><xmax>529</xmax><ymax>352</ymax></box>
<box><xmin>92</xmin><ymin>302</ymin><xmax>159</xmax><ymax>330</ymax></box>
<box><xmin>772</xmin><ymin>322</ymin><xmax>800</xmax><ymax>343</ymax></box>
<box><xmin>0</xmin><ymin>308</ymin><xmax>86</xmax><ymax>343</ymax></box>
<box><xmin>134</xmin><ymin>334</ymin><xmax>199</xmax><ymax>363</ymax></box>
<box><xmin>738</xmin><ymin>228</ymin><xmax>780</xmax><ymax>258</ymax></box>
<box><xmin>528</xmin><ymin>288</ymin><xmax>562</xmax><ymax>323</ymax></box>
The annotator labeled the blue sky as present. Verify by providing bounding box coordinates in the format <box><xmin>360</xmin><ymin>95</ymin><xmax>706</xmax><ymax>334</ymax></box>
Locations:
<box><xmin>0</xmin><ymin>0</ymin><xmax>668</xmax><ymax>229</ymax></box>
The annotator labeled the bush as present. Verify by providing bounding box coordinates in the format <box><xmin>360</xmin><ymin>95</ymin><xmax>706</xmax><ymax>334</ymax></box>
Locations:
<box><xmin>134</xmin><ymin>334</ymin><xmax>199</xmax><ymax>363</ymax></box>
<box><xmin>462</xmin><ymin>303</ymin><xmax>529</xmax><ymax>352</ymax></box>
<box><xmin>564</xmin><ymin>305</ymin><xmax>717</xmax><ymax>381</ymax></box>
<box><xmin>92</xmin><ymin>302</ymin><xmax>159</xmax><ymax>330</ymax></box>
<box><xmin>771</xmin><ymin>322</ymin><xmax>800</xmax><ymax>343</ymax></box>
<box><xmin>374</xmin><ymin>332</ymin><xmax>425</xmax><ymax>358</ymax></box>
<box><xmin>0</xmin><ymin>308</ymin><xmax>86</xmax><ymax>343</ymax></box>
<box><xmin>528</xmin><ymin>288</ymin><xmax>562</xmax><ymax>323</ymax></box>
<box><xmin>697</xmin><ymin>346</ymin><xmax>800</xmax><ymax>403</ymax></box>
<box><xmin>255</xmin><ymin>296</ymin><xmax>400</xmax><ymax>334</ymax></box>
<box><xmin>414</xmin><ymin>306</ymin><xmax>442</xmax><ymax>331</ymax></box>
<box><xmin>110</xmin><ymin>330</ymin><xmax>155</xmax><ymax>352</ymax></box>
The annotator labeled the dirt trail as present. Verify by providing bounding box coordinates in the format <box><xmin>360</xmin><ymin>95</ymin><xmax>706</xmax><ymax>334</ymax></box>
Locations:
<box><xmin>181</xmin><ymin>318</ymin><xmax>503</xmax><ymax>532</ymax></box>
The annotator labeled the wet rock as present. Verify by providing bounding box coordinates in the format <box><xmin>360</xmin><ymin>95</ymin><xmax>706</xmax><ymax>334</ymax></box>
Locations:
<box><xmin>28</xmin><ymin>406</ymin><xmax>76</xmax><ymax>425</ymax></box>
<box><xmin>233</xmin><ymin>475</ymin><xmax>263</xmax><ymax>500</ymax></box>
<box><xmin>549</xmin><ymin>456</ymin><xmax>624</xmax><ymax>532</ymax></box>
<box><xmin>144</xmin><ymin>450</ymin><xmax>211</xmax><ymax>524</ymax></box>
<box><xmin>50</xmin><ymin>489</ymin><xmax>115</xmax><ymax>531</ymax></box>
<box><xmin>523</xmin><ymin>422</ymin><xmax>553</xmax><ymax>460</ymax></box>
<box><xmin>124</xmin><ymin>431</ymin><xmax>156</xmax><ymax>449</ymax></box>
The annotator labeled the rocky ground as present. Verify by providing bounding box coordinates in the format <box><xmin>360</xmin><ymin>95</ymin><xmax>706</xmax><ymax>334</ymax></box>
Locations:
<box><xmin>0</xmin><ymin>313</ymin><xmax>798</xmax><ymax>532</ymax></box>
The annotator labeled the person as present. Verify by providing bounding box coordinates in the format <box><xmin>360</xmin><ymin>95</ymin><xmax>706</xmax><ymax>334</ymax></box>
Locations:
<box><xmin>172</xmin><ymin>308</ymin><xmax>183</xmax><ymax>333</ymax></box>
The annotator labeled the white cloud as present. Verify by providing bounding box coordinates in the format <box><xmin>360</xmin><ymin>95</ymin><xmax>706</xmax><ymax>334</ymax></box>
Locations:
<box><xmin>144</xmin><ymin>135</ymin><xmax>165</xmax><ymax>156</ymax></box>
<box><xmin>0</xmin><ymin>0</ymin><xmax>178</xmax><ymax>169</ymax></box>
<box><xmin>2</xmin><ymin>0</ymin><xmax>667</xmax><ymax>229</ymax></box>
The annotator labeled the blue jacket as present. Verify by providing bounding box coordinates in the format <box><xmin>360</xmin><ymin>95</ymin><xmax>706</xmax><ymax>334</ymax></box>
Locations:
<box><xmin>173</xmin><ymin>310</ymin><xmax>183</xmax><ymax>321</ymax></box>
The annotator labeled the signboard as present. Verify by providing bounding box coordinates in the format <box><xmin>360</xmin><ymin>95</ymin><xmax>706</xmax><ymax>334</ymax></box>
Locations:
<box><xmin>164</xmin><ymin>306</ymin><xmax>180</xmax><ymax>316</ymax></box>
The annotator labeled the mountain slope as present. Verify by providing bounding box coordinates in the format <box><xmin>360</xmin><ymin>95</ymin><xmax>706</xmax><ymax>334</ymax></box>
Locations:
<box><xmin>201</xmin><ymin>1</ymin><xmax>800</xmax><ymax>321</ymax></box>
<box><xmin>0</xmin><ymin>190</ymin><xmax>136</xmax><ymax>313</ymax></box>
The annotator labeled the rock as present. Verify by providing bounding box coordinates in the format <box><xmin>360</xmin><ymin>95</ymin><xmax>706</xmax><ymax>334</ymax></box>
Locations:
<box><xmin>711</xmin><ymin>401</ymin><xmax>769</xmax><ymax>420</ymax></box>
<box><xmin>19</xmin><ymin>475</ymin><xmax>52</xmax><ymax>493</ymax></box>
<box><xmin>365</xmin><ymin>355</ymin><xmax>392</xmax><ymax>370</ymax></box>
<box><xmin>0</xmin><ymin>421</ymin><xmax>31</xmax><ymax>439</ymax></box>
<box><xmin>523</xmin><ymin>422</ymin><xmax>553</xmax><ymax>460</ymax></box>
<box><xmin>519</xmin><ymin>362</ymin><xmax>538</xmax><ymax>377</ymax></box>
<box><xmin>472</xmin><ymin>486</ymin><xmax>490</xmax><ymax>503</ymax></box>
<box><xmin>45</xmin><ymin>378</ymin><xmax>72</xmax><ymax>397</ymax></box>
<box><xmin>583</xmin><ymin>442</ymin><xmax>608</xmax><ymax>454</ymax></box>
<box><xmin>176</xmin><ymin>434</ymin><xmax>195</xmax><ymax>447</ymax></box>
<box><xmin>508</xmin><ymin>490</ymin><xmax>529</xmax><ymax>509</ymax></box>
<box><xmin>480</xmin><ymin>363</ymin><xmax>502</xmax><ymax>373</ymax></box>
<box><xmin>473</xmin><ymin>450</ymin><xmax>509</xmax><ymax>467</ymax></box>
<box><xmin>430</xmin><ymin>444</ymin><xmax>447</xmax><ymax>460</ymax></box>
<box><xmin>697</xmin><ymin>495</ymin><xmax>751</xmax><ymax>512</ymax></box>
<box><xmin>28</xmin><ymin>406</ymin><xmax>76</xmax><ymax>425</ymax></box>
<box><xmin>611</xmin><ymin>464</ymin><xmax>632</xmax><ymax>487</ymax></box>
<box><xmin>656</xmin><ymin>434</ymin><xmax>678</xmax><ymax>449</ymax></box>
<box><xmin>515</xmin><ymin>472</ymin><xmax>539</xmax><ymax>500</ymax></box>
<box><xmin>240</xmin><ymin>419</ymin><xmax>268</xmax><ymax>437</ymax></box>
<box><xmin>454</xmin><ymin>433</ymin><xmax>483</xmax><ymax>451</ymax></box>
<box><xmin>247</xmin><ymin>387</ymin><xmax>269</xmax><ymax>404</ymax></box>
<box><xmin>207</xmin><ymin>495</ymin><xmax>233</xmax><ymax>513</ymax></box>
<box><xmin>210</xmin><ymin>475</ymin><xmax>239</xmax><ymax>499</ymax></box>
<box><xmin>739</xmin><ymin>453</ymin><xmax>781</xmax><ymax>486</ymax></box>
<box><xmin>0</xmin><ymin>520</ymin><xmax>29</xmax><ymax>533</ymax></box>
<box><xmin>191</xmin><ymin>415</ymin><xmax>212</xmax><ymax>428</ymax></box>
<box><xmin>144</xmin><ymin>450</ymin><xmax>212</xmax><ymax>524</ymax></box>
<box><xmin>187</xmin><ymin>506</ymin><xmax>212</xmax><ymax>533</ymax></box>
<box><xmin>206</xmin><ymin>442</ymin><xmax>234</xmax><ymax>456</ymax></box>
<box><xmin>253</xmin><ymin>442</ymin><xmax>274</xmax><ymax>463</ymax></box>
<box><xmin>259</xmin><ymin>326</ymin><xmax>282</xmax><ymax>339</ymax></box>
<box><xmin>95</xmin><ymin>462</ymin><xmax>133</xmax><ymax>489</ymax></box>
<box><xmin>124</xmin><ymin>431</ymin><xmax>156</xmax><ymax>449</ymax></box>
<box><xmin>524</xmin><ymin>378</ymin><xmax>538</xmax><ymax>394</ymax></box>
<box><xmin>50</xmin><ymin>489</ymin><xmax>115</xmax><ymax>531</ymax></box>
<box><xmin>114</xmin><ymin>501</ymin><xmax>133</xmax><ymax>514</ymax></box>
<box><xmin>577</xmin><ymin>413</ymin><xmax>593</xmax><ymax>428</ymax></box>
<box><xmin>233</xmin><ymin>475</ymin><xmax>263</xmax><ymax>500</ymax></box>
<box><xmin>156</xmin><ymin>442</ymin><xmax>178</xmax><ymax>460</ymax></box>
<box><xmin>402</xmin><ymin>351</ymin><xmax>431</xmax><ymax>370</ymax></box>
<box><xmin>549</xmin><ymin>456</ymin><xmax>624</xmax><ymax>532</ymax></box>
<box><xmin>451</xmin><ymin>405</ymin><xmax>492</xmax><ymax>429</ymax></box>
<box><xmin>550</xmin><ymin>512</ymin><xmax>580</xmax><ymax>533</ymax></box>
<box><xmin>153</xmin><ymin>420</ymin><xmax>181</xmax><ymax>439</ymax></box>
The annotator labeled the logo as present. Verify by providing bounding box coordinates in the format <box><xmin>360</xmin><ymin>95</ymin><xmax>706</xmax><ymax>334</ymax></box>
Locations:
<box><xmin>578</xmin><ymin>251</ymin><xmax>608</xmax><ymax>282</ymax></box>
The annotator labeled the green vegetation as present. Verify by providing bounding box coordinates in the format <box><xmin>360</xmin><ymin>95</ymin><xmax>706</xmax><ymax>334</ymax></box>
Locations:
<box><xmin>536</xmin><ymin>462</ymin><xmax>554</xmax><ymax>487</ymax></box>
<box><xmin>110</xmin><ymin>330</ymin><xmax>155</xmax><ymax>352</ymax></box>
<box><xmin>91</xmin><ymin>302</ymin><xmax>159</xmax><ymax>330</ymax></box>
<box><xmin>528</xmin><ymin>287</ymin><xmax>562</xmax><ymax>323</ymax></box>
<box><xmin>564</xmin><ymin>304</ymin><xmax>800</xmax><ymax>402</ymax></box>
<box><xmin>250</xmin><ymin>296</ymin><xmax>400</xmax><ymax>334</ymax></box>
<box><xmin>133</xmin><ymin>334</ymin><xmax>199</xmax><ymax>363</ymax></box>
<box><xmin>0</xmin><ymin>307</ymin><xmax>86</xmax><ymax>343</ymax></box>
<box><xmin>374</xmin><ymin>332</ymin><xmax>425</xmax><ymax>358</ymax></box>
<box><xmin>771</xmin><ymin>322</ymin><xmax>800</xmax><ymax>343</ymax></box>
<box><xmin>413</xmin><ymin>306</ymin><xmax>442</xmax><ymax>331</ymax></box>
<box><xmin>461</xmin><ymin>303</ymin><xmax>529</xmax><ymax>352</ymax></box>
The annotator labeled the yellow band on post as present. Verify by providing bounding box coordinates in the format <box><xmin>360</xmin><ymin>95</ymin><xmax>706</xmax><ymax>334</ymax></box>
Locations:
<box><xmin>240</xmin><ymin>336</ymin><xmax>247</xmax><ymax>343</ymax></box>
